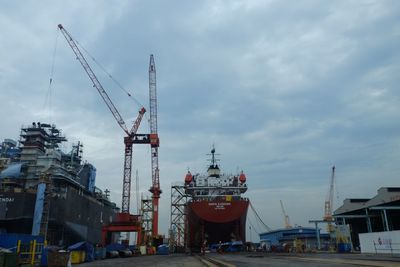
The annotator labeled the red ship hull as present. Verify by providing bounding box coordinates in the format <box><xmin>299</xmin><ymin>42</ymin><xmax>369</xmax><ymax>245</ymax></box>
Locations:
<box><xmin>187</xmin><ymin>198</ymin><xmax>249</xmax><ymax>251</ymax></box>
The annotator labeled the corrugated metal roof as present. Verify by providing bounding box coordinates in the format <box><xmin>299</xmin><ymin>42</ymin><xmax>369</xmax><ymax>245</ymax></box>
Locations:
<box><xmin>334</xmin><ymin>187</ymin><xmax>400</xmax><ymax>216</ymax></box>
<box><xmin>334</xmin><ymin>198</ymin><xmax>369</xmax><ymax>215</ymax></box>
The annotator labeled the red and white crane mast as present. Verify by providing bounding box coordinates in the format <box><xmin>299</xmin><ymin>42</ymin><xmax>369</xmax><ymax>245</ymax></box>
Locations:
<box><xmin>148</xmin><ymin>55</ymin><xmax>161</xmax><ymax>236</ymax></box>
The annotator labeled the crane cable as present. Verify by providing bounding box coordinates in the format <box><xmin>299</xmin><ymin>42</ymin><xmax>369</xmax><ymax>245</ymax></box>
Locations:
<box><xmin>249</xmin><ymin>201</ymin><xmax>272</xmax><ymax>232</ymax></box>
<box><xmin>247</xmin><ymin>216</ymin><xmax>259</xmax><ymax>243</ymax></box>
<box><xmin>44</xmin><ymin>28</ymin><xmax>60</xmax><ymax>123</ymax></box>
<box><xmin>78</xmin><ymin>40</ymin><xmax>150</xmax><ymax>129</ymax></box>
<box><xmin>334</xmin><ymin>168</ymin><xmax>340</xmax><ymax>207</ymax></box>
<box><xmin>60</xmin><ymin>28</ymin><xmax>144</xmax><ymax>109</ymax></box>
<box><xmin>247</xmin><ymin>213</ymin><xmax>260</xmax><ymax>235</ymax></box>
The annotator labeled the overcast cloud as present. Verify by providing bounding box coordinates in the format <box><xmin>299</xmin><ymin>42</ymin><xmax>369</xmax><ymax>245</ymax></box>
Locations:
<box><xmin>1</xmin><ymin>0</ymin><xmax>399</xmax><ymax>241</ymax></box>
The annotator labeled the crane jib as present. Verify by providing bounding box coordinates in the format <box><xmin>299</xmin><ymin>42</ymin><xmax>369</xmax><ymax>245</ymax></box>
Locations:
<box><xmin>58</xmin><ymin>24</ymin><xmax>144</xmax><ymax>136</ymax></box>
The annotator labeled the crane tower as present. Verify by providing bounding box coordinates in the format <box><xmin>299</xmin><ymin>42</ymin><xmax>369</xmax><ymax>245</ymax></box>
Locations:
<box><xmin>324</xmin><ymin>165</ymin><xmax>335</xmax><ymax>222</ymax></box>
<box><xmin>148</xmin><ymin>55</ymin><xmax>161</xmax><ymax>236</ymax></box>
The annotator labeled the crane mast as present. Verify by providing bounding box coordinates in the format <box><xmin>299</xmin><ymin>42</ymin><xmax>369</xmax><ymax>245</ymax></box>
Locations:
<box><xmin>122</xmin><ymin>107</ymin><xmax>145</xmax><ymax>213</ymax></box>
<box><xmin>148</xmin><ymin>55</ymin><xmax>161</xmax><ymax>236</ymax></box>
<box><xmin>58</xmin><ymin>24</ymin><xmax>145</xmax><ymax>214</ymax></box>
<box><xmin>324</xmin><ymin>165</ymin><xmax>335</xmax><ymax>221</ymax></box>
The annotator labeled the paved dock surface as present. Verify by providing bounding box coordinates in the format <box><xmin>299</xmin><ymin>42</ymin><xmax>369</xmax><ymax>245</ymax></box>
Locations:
<box><xmin>78</xmin><ymin>252</ymin><xmax>400</xmax><ymax>267</ymax></box>
<box><xmin>79</xmin><ymin>254</ymin><xmax>205</xmax><ymax>267</ymax></box>
<box><xmin>209</xmin><ymin>252</ymin><xmax>400</xmax><ymax>266</ymax></box>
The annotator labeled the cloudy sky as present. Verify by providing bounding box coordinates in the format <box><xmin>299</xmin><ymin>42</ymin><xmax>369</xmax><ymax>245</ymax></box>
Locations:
<box><xmin>1</xmin><ymin>0</ymin><xmax>399</xmax><ymax>241</ymax></box>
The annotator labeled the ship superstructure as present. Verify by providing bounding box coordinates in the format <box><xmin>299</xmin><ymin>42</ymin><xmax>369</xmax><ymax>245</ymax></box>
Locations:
<box><xmin>0</xmin><ymin>122</ymin><xmax>118</xmax><ymax>245</ymax></box>
<box><xmin>185</xmin><ymin>148</ymin><xmax>247</xmax><ymax>198</ymax></box>
<box><xmin>184</xmin><ymin>148</ymin><xmax>249</xmax><ymax>251</ymax></box>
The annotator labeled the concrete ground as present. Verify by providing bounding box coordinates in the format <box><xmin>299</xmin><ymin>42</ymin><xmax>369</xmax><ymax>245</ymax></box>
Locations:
<box><xmin>208</xmin><ymin>252</ymin><xmax>400</xmax><ymax>267</ymax></box>
<box><xmin>77</xmin><ymin>252</ymin><xmax>400</xmax><ymax>267</ymax></box>
<box><xmin>78</xmin><ymin>254</ymin><xmax>205</xmax><ymax>267</ymax></box>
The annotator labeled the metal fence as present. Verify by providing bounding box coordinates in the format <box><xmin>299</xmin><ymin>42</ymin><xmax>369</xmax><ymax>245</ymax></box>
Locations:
<box><xmin>373</xmin><ymin>240</ymin><xmax>400</xmax><ymax>255</ymax></box>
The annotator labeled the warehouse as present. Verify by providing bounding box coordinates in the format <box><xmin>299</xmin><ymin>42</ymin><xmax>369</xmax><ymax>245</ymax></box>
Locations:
<box><xmin>334</xmin><ymin>187</ymin><xmax>400</xmax><ymax>249</ymax></box>
<box><xmin>259</xmin><ymin>226</ymin><xmax>330</xmax><ymax>251</ymax></box>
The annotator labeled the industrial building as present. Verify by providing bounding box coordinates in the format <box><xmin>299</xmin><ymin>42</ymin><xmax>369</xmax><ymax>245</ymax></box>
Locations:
<box><xmin>259</xmin><ymin>227</ymin><xmax>330</xmax><ymax>251</ymax></box>
<box><xmin>334</xmin><ymin>187</ymin><xmax>400</xmax><ymax>250</ymax></box>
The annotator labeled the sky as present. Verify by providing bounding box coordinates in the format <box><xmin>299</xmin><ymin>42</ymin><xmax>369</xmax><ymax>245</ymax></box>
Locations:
<box><xmin>0</xmin><ymin>0</ymin><xmax>399</xmax><ymax>242</ymax></box>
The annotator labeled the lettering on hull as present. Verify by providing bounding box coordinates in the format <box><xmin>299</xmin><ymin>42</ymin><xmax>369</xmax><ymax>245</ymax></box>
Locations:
<box><xmin>0</xmin><ymin>197</ymin><xmax>14</xmax><ymax>202</ymax></box>
<box><xmin>209</xmin><ymin>202</ymin><xmax>231</xmax><ymax>210</ymax></box>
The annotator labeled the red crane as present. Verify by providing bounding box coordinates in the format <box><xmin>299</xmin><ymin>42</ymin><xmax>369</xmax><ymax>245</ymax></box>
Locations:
<box><xmin>127</xmin><ymin>56</ymin><xmax>161</xmax><ymax>239</ymax></box>
<box><xmin>148</xmin><ymin>55</ymin><xmax>161</xmax><ymax>236</ymax></box>
<box><xmin>58</xmin><ymin>24</ymin><xmax>145</xmax><ymax>214</ymax></box>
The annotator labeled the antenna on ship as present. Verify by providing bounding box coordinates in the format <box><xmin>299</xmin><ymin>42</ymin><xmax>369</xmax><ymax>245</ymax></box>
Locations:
<box><xmin>207</xmin><ymin>145</ymin><xmax>221</xmax><ymax>178</ymax></box>
<box><xmin>211</xmin><ymin>147</ymin><xmax>216</xmax><ymax>166</ymax></box>
<box><xmin>207</xmin><ymin>144</ymin><xmax>220</xmax><ymax>167</ymax></box>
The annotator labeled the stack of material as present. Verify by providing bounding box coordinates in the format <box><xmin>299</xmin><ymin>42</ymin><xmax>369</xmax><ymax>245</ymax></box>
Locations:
<box><xmin>47</xmin><ymin>251</ymin><xmax>70</xmax><ymax>267</ymax></box>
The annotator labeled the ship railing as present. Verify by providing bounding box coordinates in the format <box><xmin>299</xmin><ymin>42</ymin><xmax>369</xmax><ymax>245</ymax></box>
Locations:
<box><xmin>171</xmin><ymin>182</ymin><xmax>185</xmax><ymax>186</ymax></box>
<box><xmin>51</xmin><ymin>170</ymin><xmax>89</xmax><ymax>191</ymax></box>
<box><xmin>185</xmin><ymin>186</ymin><xmax>247</xmax><ymax>190</ymax></box>
<box><xmin>191</xmin><ymin>195</ymin><xmax>249</xmax><ymax>201</ymax></box>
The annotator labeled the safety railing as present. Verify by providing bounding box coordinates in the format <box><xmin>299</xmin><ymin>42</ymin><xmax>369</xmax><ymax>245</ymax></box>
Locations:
<box><xmin>373</xmin><ymin>240</ymin><xmax>400</xmax><ymax>255</ymax></box>
<box><xmin>17</xmin><ymin>239</ymin><xmax>46</xmax><ymax>266</ymax></box>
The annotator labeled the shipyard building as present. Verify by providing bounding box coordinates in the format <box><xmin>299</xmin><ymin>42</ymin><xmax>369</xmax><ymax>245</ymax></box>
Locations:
<box><xmin>259</xmin><ymin>227</ymin><xmax>330</xmax><ymax>252</ymax></box>
<box><xmin>334</xmin><ymin>187</ymin><xmax>400</xmax><ymax>252</ymax></box>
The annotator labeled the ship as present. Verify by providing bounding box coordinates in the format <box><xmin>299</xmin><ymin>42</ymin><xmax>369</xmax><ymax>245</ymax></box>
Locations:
<box><xmin>184</xmin><ymin>147</ymin><xmax>249</xmax><ymax>252</ymax></box>
<box><xmin>0</xmin><ymin>122</ymin><xmax>118</xmax><ymax>245</ymax></box>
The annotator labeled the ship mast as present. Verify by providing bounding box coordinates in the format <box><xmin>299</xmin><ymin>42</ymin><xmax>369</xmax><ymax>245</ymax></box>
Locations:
<box><xmin>207</xmin><ymin>146</ymin><xmax>220</xmax><ymax>178</ymax></box>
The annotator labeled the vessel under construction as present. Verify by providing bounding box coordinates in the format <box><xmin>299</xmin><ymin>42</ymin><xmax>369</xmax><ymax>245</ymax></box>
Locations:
<box><xmin>184</xmin><ymin>148</ymin><xmax>249</xmax><ymax>252</ymax></box>
<box><xmin>0</xmin><ymin>122</ymin><xmax>118</xmax><ymax>245</ymax></box>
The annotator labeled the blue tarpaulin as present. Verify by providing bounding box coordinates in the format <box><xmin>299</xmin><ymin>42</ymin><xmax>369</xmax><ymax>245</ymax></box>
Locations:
<box><xmin>105</xmin><ymin>243</ymin><xmax>126</xmax><ymax>252</ymax></box>
<box><xmin>0</xmin><ymin>233</ymin><xmax>44</xmax><ymax>252</ymax></box>
<box><xmin>68</xmin><ymin>242</ymin><xmax>94</xmax><ymax>262</ymax></box>
<box><xmin>0</xmin><ymin>163</ymin><xmax>24</xmax><ymax>179</ymax></box>
<box><xmin>157</xmin><ymin>245</ymin><xmax>169</xmax><ymax>255</ymax></box>
<box><xmin>31</xmin><ymin>183</ymin><xmax>46</xmax><ymax>236</ymax></box>
<box><xmin>88</xmin><ymin>165</ymin><xmax>96</xmax><ymax>192</ymax></box>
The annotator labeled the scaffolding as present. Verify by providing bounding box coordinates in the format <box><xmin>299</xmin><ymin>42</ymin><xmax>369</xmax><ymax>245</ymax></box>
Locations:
<box><xmin>141</xmin><ymin>195</ymin><xmax>153</xmax><ymax>244</ymax></box>
<box><xmin>169</xmin><ymin>183</ymin><xmax>188</xmax><ymax>252</ymax></box>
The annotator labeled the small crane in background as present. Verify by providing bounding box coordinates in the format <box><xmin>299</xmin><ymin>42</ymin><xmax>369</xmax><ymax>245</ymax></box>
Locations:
<box><xmin>324</xmin><ymin>165</ymin><xmax>336</xmax><ymax>222</ymax></box>
<box><xmin>280</xmin><ymin>200</ymin><xmax>292</xmax><ymax>229</ymax></box>
<box><xmin>324</xmin><ymin>165</ymin><xmax>336</xmax><ymax>233</ymax></box>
